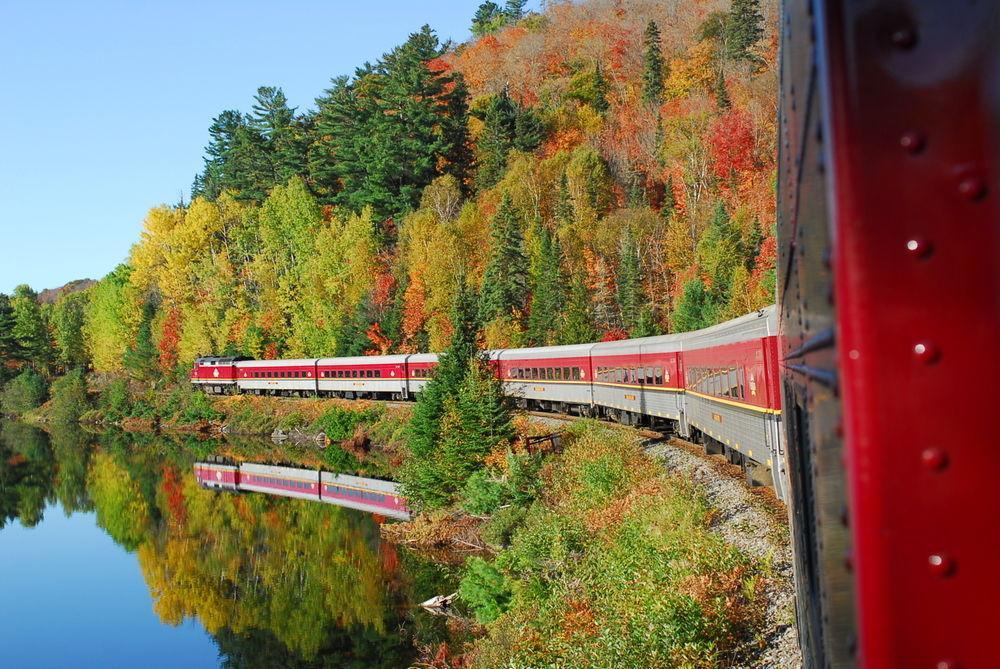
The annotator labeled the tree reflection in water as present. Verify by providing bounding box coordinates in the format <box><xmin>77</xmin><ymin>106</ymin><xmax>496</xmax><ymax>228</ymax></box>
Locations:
<box><xmin>0</xmin><ymin>424</ymin><xmax>457</xmax><ymax>666</ymax></box>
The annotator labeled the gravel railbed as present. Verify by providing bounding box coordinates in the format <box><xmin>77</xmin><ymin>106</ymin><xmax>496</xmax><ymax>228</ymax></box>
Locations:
<box><xmin>645</xmin><ymin>438</ymin><xmax>802</xmax><ymax>669</ymax></box>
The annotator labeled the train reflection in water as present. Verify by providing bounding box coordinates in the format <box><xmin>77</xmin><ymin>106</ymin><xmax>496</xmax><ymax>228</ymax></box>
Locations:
<box><xmin>194</xmin><ymin>461</ymin><xmax>411</xmax><ymax>520</ymax></box>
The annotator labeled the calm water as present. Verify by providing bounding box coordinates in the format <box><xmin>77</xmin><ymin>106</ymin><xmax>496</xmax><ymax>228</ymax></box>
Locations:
<box><xmin>0</xmin><ymin>422</ymin><xmax>453</xmax><ymax>669</ymax></box>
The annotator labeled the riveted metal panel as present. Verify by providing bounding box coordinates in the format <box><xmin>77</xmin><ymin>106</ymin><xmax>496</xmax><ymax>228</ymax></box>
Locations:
<box><xmin>781</xmin><ymin>1</ymin><xmax>1000</xmax><ymax>667</ymax></box>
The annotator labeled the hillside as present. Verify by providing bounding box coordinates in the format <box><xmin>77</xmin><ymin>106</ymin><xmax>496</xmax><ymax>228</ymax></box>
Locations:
<box><xmin>2</xmin><ymin>0</ymin><xmax>777</xmax><ymax>380</ymax></box>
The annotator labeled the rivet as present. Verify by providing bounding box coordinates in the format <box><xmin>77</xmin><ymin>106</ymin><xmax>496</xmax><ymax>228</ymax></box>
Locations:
<box><xmin>921</xmin><ymin>448</ymin><xmax>949</xmax><ymax>472</ymax></box>
<box><xmin>848</xmin><ymin>349</ymin><xmax>860</xmax><ymax>360</ymax></box>
<box><xmin>905</xmin><ymin>238</ymin><xmax>933</xmax><ymax>259</ymax></box>
<box><xmin>928</xmin><ymin>554</ymin><xmax>956</xmax><ymax>577</ymax></box>
<box><xmin>899</xmin><ymin>132</ymin><xmax>925</xmax><ymax>154</ymax></box>
<box><xmin>890</xmin><ymin>26</ymin><xmax>917</xmax><ymax>49</ymax></box>
<box><xmin>936</xmin><ymin>660</ymin><xmax>960</xmax><ymax>669</ymax></box>
<box><xmin>958</xmin><ymin>177</ymin><xmax>987</xmax><ymax>201</ymax></box>
<box><xmin>913</xmin><ymin>342</ymin><xmax>940</xmax><ymax>364</ymax></box>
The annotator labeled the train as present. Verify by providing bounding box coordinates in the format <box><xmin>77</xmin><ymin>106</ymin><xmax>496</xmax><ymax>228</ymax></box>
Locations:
<box><xmin>191</xmin><ymin>306</ymin><xmax>787</xmax><ymax>500</ymax></box>
<box><xmin>778</xmin><ymin>2</ymin><xmax>998</xmax><ymax>667</ymax></box>
<box><xmin>193</xmin><ymin>461</ymin><xmax>411</xmax><ymax>520</ymax></box>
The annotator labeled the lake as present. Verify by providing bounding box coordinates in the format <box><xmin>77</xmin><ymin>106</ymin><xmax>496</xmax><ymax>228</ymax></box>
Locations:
<box><xmin>0</xmin><ymin>422</ymin><xmax>454</xmax><ymax>668</ymax></box>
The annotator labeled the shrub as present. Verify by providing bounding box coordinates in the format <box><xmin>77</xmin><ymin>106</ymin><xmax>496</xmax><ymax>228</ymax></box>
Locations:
<box><xmin>458</xmin><ymin>557</ymin><xmax>513</xmax><ymax>624</ymax></box>
<box><xmin>1</xmin><ymin>369</ymin><xmax>47</xmax><ymax>415</ymax></box>
<box><xmin>177</xmin><ymin>390</ymin><xmax>222</xmax><ymax>424</ymax></box>
<box><xmin>101</xmin><ymin>378</ymin><xmax>132</xmax><ymax>422</ymax></box>
<box><xmin>49</xmin><ymin>369</ymin><xmax>89</xmax><ymax>424</ymax></box>
<box><xmin>463</xmin><ymin>469</ymin><xmax>509</xmax><ymax>515</ymax></box>
<box><xmin>310</xmin><ymin>405</ymin><xmax>379</xmax><ymax>441</ymax></box>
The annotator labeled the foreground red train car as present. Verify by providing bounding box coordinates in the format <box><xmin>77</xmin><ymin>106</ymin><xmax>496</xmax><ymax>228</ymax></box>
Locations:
<box><xmin>778</xmin><ymin>1</ymin><xmax>999</xmax><ymax>667</ymax></box>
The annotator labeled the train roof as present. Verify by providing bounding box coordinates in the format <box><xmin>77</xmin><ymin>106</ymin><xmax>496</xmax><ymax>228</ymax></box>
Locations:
<box><xmin>680</xmin><ymin>306</ymin><xmax>777</xmax><ymax>349</ymax></box>
<box><xmin>236</xmin><ymin>358</ymin><xmax>320</xmax><ymax>367</ymax></box>
<box><xmin>195</xmin><ymin>356</ymin><xmax>246</xmax><ymax>364</ymax></box>
<box><xmin>492</xmin><ymin>342</ymin><xmax>597</xmax><ymax>360</ymax></box>
<box><xmin>316</xmin><ymin>355</ymin><xmax>410</xmax><ymax>365</ymax></box>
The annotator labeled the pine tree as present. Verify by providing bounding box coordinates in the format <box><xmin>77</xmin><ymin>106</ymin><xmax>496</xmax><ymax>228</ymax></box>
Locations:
<box><xmin>672</xmin><ymin>278</ymin><xmax>715</xmax><ymax>332</ymax></box>
<box><xmin>513</xmin><ymin>105</ymin><xmax>544</xmax><ymax>152</ymax></box>
<box><xmin>661</xmin><ymin>174</ymin><xmax>676</xmax><ymax>221</ymax></box>
<box><xmin>504</xmin><ymin>0</ymin><xmax>526</xmax><ymax>22</ymax></box>
<box><xmin>632</xmin><ymin>306</ymin><xmax>661</xmax><ymax>338</ymax></box>
<box><xmin>593</xmin><ymin>63</ymin><xmax>610</xmax><ymax>113</ymax></box>
<box><xmin>472</xmin><ymin>2</ymin><xmax>505</xmax><ymax>37</ymax></box>
<box><xmin>560</xmin><ymin>277</ymin><xmax>597</xmax><ymax>345</ymax></box>
<box><xmin>725</xmin><ymin>0</ymin><xmax>764</xmax><ymax>62</ymax></box>
<box><xmin>0</xmin><ymin>294</ymin><xmax>23</xmax><ymax>383</ymax></box>
<box><xmin>402</xmin><ymin>278</ymin><xmax>479</xmax><ymax>508</ymax></box>
<box><xmin>123</xmin><ymin>302</ymin><xmax>159</xmax><ymax>381</ymax></box>
<box><xmin>642</xmin><ymin>21</ymin><xmax>665</xmax><ymax>106</ymax></box>
<box><xmin>697</xmin><ymin>201</ymin><xmax>744</xmax><ymax>305</ymax></box>
<box><xmin>526</xmin><ymin>224</ymin><xmax>566</xmax><ymax>346</ymax></box>
<box><xmin>10</xmin><ymin>285</ymin><xmax>51</xmax><ymax>371</ymax></box>
<box><xmin>616</xmin><ymin>229</ymin><xmax>644</xmax><ymax>334</ymax></box>
<box><xmin>715</xmin><ymin>69</ymin><xmax>732</xmax><ymax>110</ymax></box>
<box><xmin>480</xmin><ymin>194</ymin><xmax>528</xmax><ymax>323</ymax></box>
<box><xmin>476</xmin><ymin>88</ymin><xmax>518</xmax><ymax>189</ymax></box>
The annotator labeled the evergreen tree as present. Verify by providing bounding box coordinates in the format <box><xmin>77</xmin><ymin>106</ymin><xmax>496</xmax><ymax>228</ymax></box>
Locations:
<box><xmin>725</xmin><ymin>0</ymin><xmax>764</xmax><ymax>62</ymax></box>
<box><xmin>566</xmin><ymin>64</ymin><xmax>610</xmax><ymax>113</ymax></box>
<box><xmin>513</xmin><ymin>105</ymin><xmax>544</xmax><ymax>152</ymax></box>
<box><xmin>479</xmin><ymin>194</ymin><xmax>528</xmax><ymax>323</ymax></box>
<box><xmin>697</xmin><ymin>201</ymin><xmax>744</xmax><ymax>305</ymax></box>
<box><xmin>715</xmin><ymin>69</ymin><xmax>732</xmax><ymax>110</ymax></box>
<box><xmin>310</xmin><ymin>27</ymin><xmax>470</xmax><ymax>218</ymax></box>
<box><xmin>476</xmin><ymin>88</ymin><xmax>518</xmax><ymax>189</ymax></box>
<box><xmin>642</xmin><ymin>20</ymin><xmax>665</xmax><ymax>106</ymax></box>
<box><xmin>616</xmin><ymin>229</ymin><xmax>644</xmax><ymax>334</ymax></box>
<box><xmin>661</xmin><ymin>174</ymin><xmax>676</xmax><ymax>220</ymax></box>
<box><xmin>0</xmin><ymin>294</ymin><xmax>23</xmax><ymax>382</ymax></box>
<box><xmin>334</xmin><ymin>301</ymin><xmax>373</xmax><ymax>357</ymax></box>
<box><xmin>593</xmin><ymin>64</ymin><xmax>610</xmax><ymax>113</ymax></box>
<box><xmin>672</xmin><ymin>278</ymin><xmax>714</xmax><ymax>332</ymax></box>
<box><xmin>559</xmin><ymin>277</ymin><xmax>597</xmax><ymax>345</ymax></box>
<box><xmin>10</xmin><ymin>285</ymin><xmax>51</xmax><ymax>371</ymax></box>
<box><xmin>402</xmin><ymin>278</ymin><xmax>479</xmax><ymax>508</ymax></box>
<box><xmin>632</xmin><ymin>306</ymin><xmax>661</xmax><ymax>338</ymax></box>
<box><xmin>476</xmin><ymin>87</ymin><xmax>542</xmax><ymax>188</ymax></box>
<box><xmin>526</xmin><ymin>224</ymin><xmax>566</xmax><ymax>346</ymax></box>
<box><xmin>472</xmin><ymin>2</ymin><xmax>506</xmax><ymax>37</ymax></box>
<box><xmin>504</xmin><ymin>0</ymin><xmax>527</xmax><ymax>22</ymax></box>
<box><xmin>123</xmin><ymin>302</ymin><xmax>159</xmax><ymax>381</ymax></box>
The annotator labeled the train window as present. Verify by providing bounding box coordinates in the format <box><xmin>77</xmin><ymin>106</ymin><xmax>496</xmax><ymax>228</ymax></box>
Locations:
<box><xmin>375</xmin><ymin>370</ymin><xmax>381</xmax><ymax>378</ymax></box>
<box><xmin>573</xmin><ymin>367</ymin><xmax>581</xmax><ymax>381</ymax></box>
<box><xmin>545</xmin><ymin>368</ymin><xmax>552</xmax><ymax>380</ymax></box>
<box><xmin>529</xmin><ymin>368</ymin><xmax>536</xmax><ymax>379</ymax></box>
<box><xmin>351</xmin><ymin>370</ymin><xmax>357</xmax><ymax>378</ymax></box>
<box><xmin>655</xmin><ymin>367</ymin><xmax>664</xmax><ymax>385</ymax></box>
<box><xmin>562</xmin><ymin>367</ymin><xmax>570</xmax><ymax>380</ymax></box>
<box><xmin>365</xmin><ymin>370</ymin><xmax>372</xmax><ymax>378</ymax></box>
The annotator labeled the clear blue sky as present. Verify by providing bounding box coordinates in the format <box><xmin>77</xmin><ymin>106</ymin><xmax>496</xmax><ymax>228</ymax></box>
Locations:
<box><xmin>0</xmin><ymin>0</ymin><xmax>519</xmax><ymax>295</ymax></box>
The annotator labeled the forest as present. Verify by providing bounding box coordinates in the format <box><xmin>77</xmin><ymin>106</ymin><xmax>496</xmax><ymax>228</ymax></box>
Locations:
<box><xmin>0</xmin><ymin>0</ymin><xmax>776</xmax><ymax>385</ymax></box>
